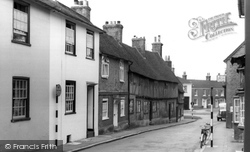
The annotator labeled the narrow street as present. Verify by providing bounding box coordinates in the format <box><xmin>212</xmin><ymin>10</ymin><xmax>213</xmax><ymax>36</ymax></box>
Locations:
<box><xmin>79</xmin><ymin>109</ymin><xmax>223</xmax><ymax>152</ymax></box>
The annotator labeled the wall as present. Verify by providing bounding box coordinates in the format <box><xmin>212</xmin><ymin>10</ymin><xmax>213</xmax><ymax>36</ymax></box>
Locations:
<box><xmin>0</xmin><ymin>0</ymin><xmax>50</xmax><ymax>140</ymax></box>
<box><xmin>98</xmin><ymin>55</ymin><xmax>129</xmax><ymax>134</ymax></box>
<box><xmin>49</xmin><ymin>11</ymin><xmax>100</xmax><ymax>143</ymax></box>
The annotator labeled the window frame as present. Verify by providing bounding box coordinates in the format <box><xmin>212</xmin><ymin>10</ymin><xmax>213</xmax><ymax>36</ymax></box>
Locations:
<box><xmin>239</xmin><ymin>96</ymin><xmax>245</xmax><ymax>126</ymax></box>
<box><xmin>101</xmin><ymin>56</ymin><xmax>109</xmax><ymax>78</ymax></box>
<box><xmin>102</xmin><ymin>98</ymin><xmax>109</xmax><ymax>120</ymax></box>
<box><xmin>11</xmin><ymin>77</ymin><xmax>30</xmax><ymax>122</ymax></box>
<box><xmin>203</xmin><ymin>89</ymin><xmax>206</xmax><ymax>96</ymax></box>
<box><xmin>233</xmin><ymin>98</ymin><xmax>240</xmax><ymax>123</ymax></box>
<box><xmin>12</xmin><ymin>1</ymin><xmax>31</xmax><ymax>46</ymax></box>
<box><xmin>129</xmin><ymin>99</ymin><xmax>134</xmax><ymax>114</ymax></box>
<box><xmin>86</xmin><ymin>30</ymin><xmax>94</xmax><ymax>60</ymax></box>
<box><xmin>194</xmin><ymin>89</ymin><xmax>198</xmax><ymax>96</ymax></box>
<box><xmin>120</xmin><ymin>99</ymin><xmax>125</xmax><ymax>117</ymax></box>
<box><xmin>65</xmin><ymin>80</ymin><xmax>76</xmax><ymax>115</ymax></box>
<box><xmin>137</xmin><ymin>100</ymin><xmax>141</xmax><ymax>113</ymax></box>
<box><xmin>183</xmin><ymin>85</ymin><xmax>187</xmax><ymax>93</ymax></box>
<box><xmin>65</xmin><ymin>20</ymin><xmax>76</xmax><ymax>56</ymax></box>
<box><xmin>119</xmin><ymin>60</ymin><xmax>125</xmax><ymax>82</ymax></box>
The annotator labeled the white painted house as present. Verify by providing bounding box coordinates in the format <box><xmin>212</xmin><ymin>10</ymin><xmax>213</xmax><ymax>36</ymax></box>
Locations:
<box><xmin>178</xmin><ymin>72</ymin><xmax>193</xmax><ymax>110</ymax></box>
<box><xmin>0</xmin><ymin>0</ymin><xmax>102</xmax><ymax>145</ymax></box>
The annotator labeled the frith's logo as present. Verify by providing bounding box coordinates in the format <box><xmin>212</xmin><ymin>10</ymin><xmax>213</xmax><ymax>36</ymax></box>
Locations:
<box><xmin>188</xmin><ymin>12</ymin><xmax>237</xmax><ymax>41</ymax></box>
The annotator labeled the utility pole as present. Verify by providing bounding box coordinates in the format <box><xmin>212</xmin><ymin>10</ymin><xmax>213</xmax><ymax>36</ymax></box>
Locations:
<box><xmin>210</xmin><ymin>87</ymin><xmax>213</xmax><ymax>147</ymax></box>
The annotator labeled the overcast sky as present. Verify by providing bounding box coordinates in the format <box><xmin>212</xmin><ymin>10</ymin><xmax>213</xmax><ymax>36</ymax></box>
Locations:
<box><xmin>58</xmin><ymin>0</ymin><xmax>245</xmax><ymax>80</ymax></box>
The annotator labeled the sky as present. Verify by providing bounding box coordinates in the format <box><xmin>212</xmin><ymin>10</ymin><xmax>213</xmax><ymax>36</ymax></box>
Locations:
<box><xmin>58</xmin><ymin>0</ymin><xmax>245</xmax><ymax>80</ymax></box>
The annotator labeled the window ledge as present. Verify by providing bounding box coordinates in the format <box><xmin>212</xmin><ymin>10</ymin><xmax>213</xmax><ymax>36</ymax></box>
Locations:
<box><xmin>12</xmin><ymin>40</ymin><xmax>31</xmax><ymax>47</ymax></box>
<box><xmin>65</xmin><ymin>112</ymin><xmax>76</xmax><ymax>115</ymax></box>
<box><xmin>101</xmin><ymin>76</ymin><xmax>109</xmax><ymax>79</ymax></box>
<box><xmin>11</xmin><ymin>117</ymin><xmax>31</xmax><ymax>123</ymax></box>
<box><xmin>102</xmin><ymin>117</ymin><xmax>109</xmax><ymax>120</ymax></box>
<box><xmin>86</xmin><ymin>57</ymin><xmax>95</xmax><ymax>61</ymax></box>
<box><xmin>65</xmin><ymin>52</ymin><xmax>77</xmax><ymax>57</ymax></box>
<box><xmin>120</xmin><ymin>80</ymin><xmax>125</xmax><ymax>83</ymax></box>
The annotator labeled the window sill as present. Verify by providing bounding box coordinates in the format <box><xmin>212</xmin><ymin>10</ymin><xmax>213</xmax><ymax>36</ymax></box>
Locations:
<box><xmin>65</xmin><ymin>52</ymin><xmax>77</xmax><ymax>57</ymax></box>
<box><xmin>120</xmin><ymin>115</ymin><xmax>125</xmax><ymax>117</ymax></box>
<box><xmin>65</xmin><ymin>112</ymin><xmax>76</xmax><ymax>115</ymax></box>
<box><xmin>11</xmin><ymin>117</ymin><xmax>31</xmax><ymax>123</ymax></box>
<box><xmin>101</xmin><ymin>76</ymin><xmax>109</xmax><ymax>79</ymax></box>
<box><xmin>86</xmin><ymin>57</ymin><xmax>95</xmax><ymax>61</ymax></box>
<box><xmin>102</xmin><ymin>117</ymin><xmax>109</xmax><ymax>120</ymax></box>
<box><xmin>120</xmin><ymin>80</ymin><xmax>125</xmax><ymax>83</ymax></box>
<box><xmin>12</xmin><ymin>40</ymin><xmax>31</xmax><ymax>47</ymax></box>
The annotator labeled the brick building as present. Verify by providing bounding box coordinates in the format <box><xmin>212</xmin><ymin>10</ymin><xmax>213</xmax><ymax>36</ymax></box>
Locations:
<box><xmin>98</xmin><ymin>21</ymin><xmax>183</xmax><ymax>134</ymax></box>
<box><xmin>224</xmin><ymin>41</ymin><xmax>245</xmax><ymax>141</ymax></box>
<box><xmin>186</xmin><ymin>73</ymin><xmax>225</xmax><ymax>109</ymax></box>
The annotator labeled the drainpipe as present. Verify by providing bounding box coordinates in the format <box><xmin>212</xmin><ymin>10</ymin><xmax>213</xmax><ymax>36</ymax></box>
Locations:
<box><xmin>128</xmin><ymin>61</ymin><xmax>133</xmax><ymax>126</ymax></box>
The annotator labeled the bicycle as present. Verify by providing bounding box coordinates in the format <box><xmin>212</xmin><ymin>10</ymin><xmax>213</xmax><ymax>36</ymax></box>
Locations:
<box><xmin>200</xmin><ymin>123</ymin><xmax>211</xmax><ymax>148</ymax></box>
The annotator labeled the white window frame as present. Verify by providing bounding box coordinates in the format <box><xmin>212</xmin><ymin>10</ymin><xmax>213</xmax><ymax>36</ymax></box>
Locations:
<box><xmin>101</xmin><ymin>56</ymin><xmax>109</xmax><ymax>78</ymax></box>
<box><xmin>65</xmin><ymin>21</ymin><xmax>75</xmax><ymax>55</ymax></box>
<box><xmin>120</xmin><ymin>99</ymin><xmax>125</xmax><ymax>117</ymax></box>
<box><xmin>194</xmin><ymin>89</ymin><xmax>198</xmax><ymax>96</ymax></box>
<box><xmin>183</xmin><ymin>86</ymin><xmax>187</xmax><ymax>93</ymax></box>
<box><xmin>220</xmin><ymin>90</ymin><xmax>224</xmax><ymax>97</ymax></box>
<box><xmin>203</xmin><ymin>89</ymin><xmax>206</xmax><ymax>96</ymax></box>
<box><xmin>12</xmin><ymin>78</ymin><xmax>29</xmax><ymax>120</ymax></box>
<box><xmin>119</xmin><ymin>60</ymin><xmax>125</xmax><ymax>82</ymax></box>
<box><xmin>233</xmin><ymin>98</ymin><xmax>240</xmax><ymax>123</ymax></box>
<box><xmin>65</xmin><ymin>81</ymin><xmax>75</xmax><ymax>114</ymax></box>
<box><xmin>215</xmin><ymin>89</ymin><xmax>219</xmax><ymax>96</ymax></box>
<box><xmin>102</xmin><ymin>98</ymin><xmax>109</xmax><ymax>120</ymax></box>
<box><xmin>13</xmin><ymin>1</ymin><xmax>30</xmax><ymax>44</ymax></box>
<box><xmin>239</xmin><ymin>96</ymin><xmax>245</xmax><ymax>126</ymax></box>
<box><xmin>86</xmin><ymin>30</ymin><xmax>94</xmax><ymax>59</ymax></box>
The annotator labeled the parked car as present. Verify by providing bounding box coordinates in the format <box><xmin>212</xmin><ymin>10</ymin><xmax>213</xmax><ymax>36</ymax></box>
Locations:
<box><xmin>217</xmin><ymin>102</ymin><xmax>226</xmax><ymax>121</ymax></box>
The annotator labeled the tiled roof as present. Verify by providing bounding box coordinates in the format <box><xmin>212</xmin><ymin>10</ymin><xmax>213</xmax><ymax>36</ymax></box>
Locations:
<box><xmin>100</xmin><ymin>33</ymin><xmax>179</xmax><ymax>83</ymax></box>
<box><xmin>224</xmin><ymin>41</ymin><xmax>245</xmax><ymax>63</ymax></box>
<box><xmin>33</xmin><ymin>0</ymin><xmax>103</xmax><ymax>32</ymax></box>
<box><xmin>189</xmin><ymin>79</ymin><xmax>224</xmax><ymax>88</ymax></box>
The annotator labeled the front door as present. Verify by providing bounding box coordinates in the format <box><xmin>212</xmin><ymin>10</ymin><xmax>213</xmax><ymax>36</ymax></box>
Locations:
<box><xmin>184</xmin><ymin>97</ymin><xmax>190</xmax><ymax>110</ymax></box>
<box><xmin>87</xmin><ymin>86</ymin><xmax>94</xmax><ymax>138</ymax></box>
<box><xmin>113</xmin><ymin>100</ymin><xmax>118</xmax><ymax>127</ymax></box>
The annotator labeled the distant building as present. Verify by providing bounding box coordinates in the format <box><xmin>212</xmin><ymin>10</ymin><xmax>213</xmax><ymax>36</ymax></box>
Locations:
<box><xmin>178</xmin><ymin>72</ymin><xmax>193</xmax><ymax>110</ymax></box>
<box><xmin>190</xmin><ymin>73</ymin><xmax>225</xmax><ymax>109</ymax></box>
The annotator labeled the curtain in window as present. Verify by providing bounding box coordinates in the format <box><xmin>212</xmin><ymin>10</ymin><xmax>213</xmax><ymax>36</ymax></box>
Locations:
<box><xmin>66</xmin><ymin>28</ymin><xmax>74</xmax><ymax>45</ymax></box>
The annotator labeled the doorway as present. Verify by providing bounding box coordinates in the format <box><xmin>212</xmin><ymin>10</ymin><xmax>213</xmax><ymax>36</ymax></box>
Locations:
<box><xmin>113</xmin><ymin>99</ymin><xmax>118</xmax><ymax>127</ymax></box>
<box><xmin>87</xmin><ymin>85</ymin><xmax>94</xmax><ymax>138</ymax></box>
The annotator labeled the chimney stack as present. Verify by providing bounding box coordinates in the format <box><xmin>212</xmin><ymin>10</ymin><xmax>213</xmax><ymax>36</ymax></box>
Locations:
<box><xmin>152</xmin><ymin>35</ymin><xmax>163</xmax><ymax>57</ymax></box>
<box><xmin>103</xmin><ymin>21</ymin><xmax>123</xmax><ymax>43</ymax></box>
<box><xmin>132</xmin><ymin>36</ymin><xmax>146</xmax><ymax>56</ymax></box>
<box><xmin>182</xmin><ymin>71</ymin><xmax>187</xmax><ymax>79</ymax></box>
<box><xmin>206</xmin><ymin>73</ymin><xmax>211</xmax><ymax>81</ymax></box>
<box><xmin>164</xmin><ymin>55</ymin><xmax>172</xmax><ymax>68</ymax></box>
<box><xmin>71</xmin><ymin>0</ymin><xmax>91</xmax><ymax>21</ymax></box>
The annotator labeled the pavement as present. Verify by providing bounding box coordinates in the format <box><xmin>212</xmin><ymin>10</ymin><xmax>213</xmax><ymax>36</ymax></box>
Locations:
<box><xmin>63</xmin><ymin>109</ymin><xmax>244</xmax><ymax>152</ymax></box>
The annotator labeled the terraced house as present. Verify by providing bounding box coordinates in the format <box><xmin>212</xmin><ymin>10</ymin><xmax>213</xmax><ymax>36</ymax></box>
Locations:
<box><xmin>98</xmin><ymin>21</ymin><xmax>184</xmax><ymax>134</ymax></box>
<box><xmin>0</xmin><ymin>0</ymin><xmax>103</xmax><ymax>144</ymax></box>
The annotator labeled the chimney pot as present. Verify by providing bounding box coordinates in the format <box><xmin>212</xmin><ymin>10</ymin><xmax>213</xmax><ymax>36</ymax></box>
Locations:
<box><xmin>105</xmin><ymin>21</ymin><xmax>109</xmax><ymax>24</ymax></box>
<box><xmin>158</xmin><ymin>35</ymin><xmax>161</xmax><ymax>42</ymax></box>
<box><xmin>117</xmin><ymin>21</ymin><xmax>120</xmax><ymax>24</ymax></box>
